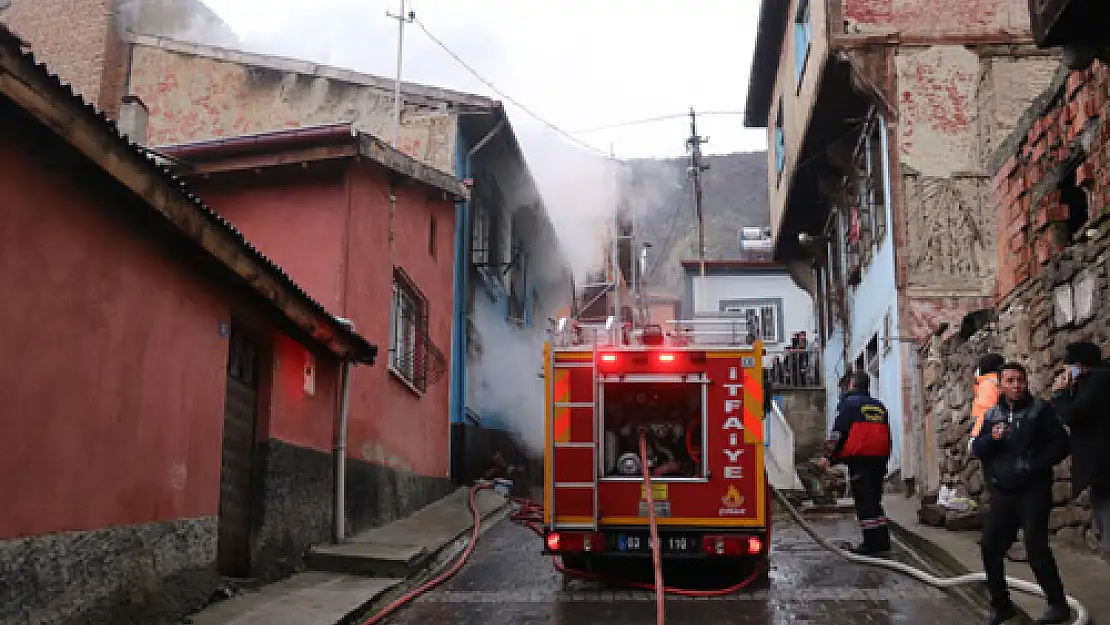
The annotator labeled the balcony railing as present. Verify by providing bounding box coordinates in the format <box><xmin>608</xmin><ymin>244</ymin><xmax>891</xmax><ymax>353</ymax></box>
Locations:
<box><xmin>765</xmin><ymin>345</ymin><xmax>822</xmax><ymax>388</ymax></box>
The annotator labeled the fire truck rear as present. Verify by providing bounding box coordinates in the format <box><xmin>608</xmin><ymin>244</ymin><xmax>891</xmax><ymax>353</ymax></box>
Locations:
<box><xmin>541</xmin><ymin>320</ymin><xmax>770</xmax><ymax>577</ymax></box>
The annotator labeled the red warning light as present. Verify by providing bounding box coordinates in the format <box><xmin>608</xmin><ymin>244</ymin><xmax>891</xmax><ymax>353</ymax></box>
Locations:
<box><xmin>600</xmin><ymin>354</ymin><xmax>618</xmax><ymax>363</ymax></box>
<box><xmin>658</xmin><ymin>353</ymin><xmax>676</xmax><ymax>363</ymax></box>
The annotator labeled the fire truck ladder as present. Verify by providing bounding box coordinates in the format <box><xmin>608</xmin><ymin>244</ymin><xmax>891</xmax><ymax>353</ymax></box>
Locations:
<box><xmin>549</xmin><ymin>347</ymin><xmax>600</xmax><ymax>532</ymax></box>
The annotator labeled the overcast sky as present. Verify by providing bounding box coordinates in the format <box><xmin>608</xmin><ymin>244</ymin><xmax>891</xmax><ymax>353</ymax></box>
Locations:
<box><xmin>197</xmin><ymin>0</ymin><xmax>767</xmax><ymax>161</ymax></box>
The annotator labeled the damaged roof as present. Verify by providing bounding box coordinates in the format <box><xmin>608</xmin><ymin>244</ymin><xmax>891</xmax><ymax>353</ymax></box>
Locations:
<box><xmin>743</xmin><ymin>0</ymin><xmax>792</xmax><ymax>128</ymax></box>
<box><xmin>159</xmin><ymin>122</ymin><xmax>469</xmax><ymax>201</ymax></box>
<box><xmin>0</xmin><ymin>24</ymin><xmax>378</xmax><ymax>364</ymax></box>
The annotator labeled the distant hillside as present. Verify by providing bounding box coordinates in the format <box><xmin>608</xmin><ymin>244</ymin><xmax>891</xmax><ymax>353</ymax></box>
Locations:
<box><xmin>626</xmin><ymin>152</ymin><xmax>770</xmax><ymax>294</ymax></box>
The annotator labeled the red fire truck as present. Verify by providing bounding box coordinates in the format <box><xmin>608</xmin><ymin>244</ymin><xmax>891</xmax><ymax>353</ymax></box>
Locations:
<box><xmin>541</xmin><ymin>320</ymin><xmax>771</xmax><ymax>580</ymax></box>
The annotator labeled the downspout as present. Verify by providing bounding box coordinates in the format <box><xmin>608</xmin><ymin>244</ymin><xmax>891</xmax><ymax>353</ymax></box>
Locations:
<box><xmin>449</xmin><ymin>117</ymin><xmax>505</xmax><ymax>481</ymax></box>
<box><xmin>334</xmin><ymin>319</ymin><xmax>355</xmax><ymax>543</ymax></box>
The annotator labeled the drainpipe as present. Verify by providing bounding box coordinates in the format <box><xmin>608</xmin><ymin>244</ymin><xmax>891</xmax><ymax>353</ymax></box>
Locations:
<box><xmin>448</xmin><ymin>117</ymin><xmax>505</xmax><ymax>481</ymax></box>
<box><xmin>334</xmin><ymin>318</ymin><xmax>355</xmax><ymax>543</ymax></box>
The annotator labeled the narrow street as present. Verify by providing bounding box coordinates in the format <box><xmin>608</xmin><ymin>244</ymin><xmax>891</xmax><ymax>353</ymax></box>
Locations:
<box><xmin>384</xmin><ymin>512</ymin><xmax>976</xmax><ymax>625</ymax></box>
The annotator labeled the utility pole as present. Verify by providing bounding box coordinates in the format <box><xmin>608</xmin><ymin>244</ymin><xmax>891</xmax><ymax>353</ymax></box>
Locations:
<box><xmin>686</xmin><ymin>108</ymin><xmax>710</xmax><ymax>311</ymax></box>
<box><xmin>610</xmin><ymin>144</ymin><xmax>621</xmax><ymax>342</ymax></box>
<box><xmin>387</xmin><ymin>0</ymin><xmax>414</xmax><ymax>148</ymax></box>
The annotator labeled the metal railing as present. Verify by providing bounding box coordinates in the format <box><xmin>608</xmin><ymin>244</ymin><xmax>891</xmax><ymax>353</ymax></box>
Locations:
<box><xmin>765</xmin><ymin>345</ymin><xmax>822</xmax><ymax>388</ymax></box>
<box><xmin>765</xmin><ymin>400</ymin><xmax>803</xmax><ymax>490</ymax></box>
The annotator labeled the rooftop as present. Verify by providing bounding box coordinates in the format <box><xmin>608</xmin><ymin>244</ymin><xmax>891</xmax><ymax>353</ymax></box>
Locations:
<box><xmin>0</xmin><ymin>24</ymin><xmax>377</xmax><ymax>364</ymax></box>
<box><xmin>159</xmin><ymin>122</ymin><xmax>469</xmax><ymax>201</ymax></box>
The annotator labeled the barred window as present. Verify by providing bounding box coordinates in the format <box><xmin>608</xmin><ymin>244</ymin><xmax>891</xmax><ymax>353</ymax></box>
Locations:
<box><xmin>389</xmin><ymin>267</ymin><xmax>429</xmax><ymax>392</ymax></box>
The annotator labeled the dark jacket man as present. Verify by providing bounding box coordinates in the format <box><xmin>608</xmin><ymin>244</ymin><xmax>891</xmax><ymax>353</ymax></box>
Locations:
<box><xmin>972</xmin><ymin>363</ymin><xmax>1070</xmax><ymax>625</ymax></box>
<box><xmin>1050</xmin><ymin>340</ymin><xmax>1110</xmax><ymax>565</ymax></box>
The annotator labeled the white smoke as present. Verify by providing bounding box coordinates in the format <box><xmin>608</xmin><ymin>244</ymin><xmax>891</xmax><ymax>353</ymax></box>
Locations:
<box><xmin>468</xmin><ymin>297</ymin><xmax>547</xmax><ymax>455</ymax></box>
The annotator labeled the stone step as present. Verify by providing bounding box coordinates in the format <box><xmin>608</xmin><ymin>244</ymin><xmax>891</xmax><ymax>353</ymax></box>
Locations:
<box><xmin>305</xmin><ymin>542</ymin><xmax>431</xmax><ymax>578</ymax></box>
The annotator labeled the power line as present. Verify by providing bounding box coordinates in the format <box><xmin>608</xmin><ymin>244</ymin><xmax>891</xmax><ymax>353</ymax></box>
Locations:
<box><xmin>571</xmin><ymin>110</ymin><xmax>746</xmax><ymax>134</ymax></box>
<box><xmin>411</xmin><ymin>16</ymin><xmax>618</xmax><ymax>160</ymax></box>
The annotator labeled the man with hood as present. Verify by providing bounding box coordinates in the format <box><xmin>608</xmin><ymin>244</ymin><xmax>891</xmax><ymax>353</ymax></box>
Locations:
<box><xmin>973</xmin><ymin>362</ymin><xmax>1070</xmax><ymax>625</ymax></box>
<box><xmin>1051</xmin><ymin>340</ymin><xmax>1110</xmax><ymax>566</ymax></box>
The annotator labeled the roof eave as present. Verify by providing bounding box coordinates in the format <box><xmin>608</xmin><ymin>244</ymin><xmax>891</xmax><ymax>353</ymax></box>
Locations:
<box><xmin>0</xmin><ymin>26</ymin><xmax>378</xmax><ymax>365</ymax></box>
<box><xmin>743</xmin><ymin>0</ymin><xmax>791</xmax><ymax>129</ymax></box>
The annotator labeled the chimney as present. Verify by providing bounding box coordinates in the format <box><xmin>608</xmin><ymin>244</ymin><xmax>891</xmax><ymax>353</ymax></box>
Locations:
<box><xmin>117</xmin><ymin>95</ymin><xmax>149</xmax><ymax>145</ymax></box>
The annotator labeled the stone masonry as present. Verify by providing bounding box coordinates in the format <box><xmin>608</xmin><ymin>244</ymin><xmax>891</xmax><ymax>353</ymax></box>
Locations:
<box><xmin>919</xmin><ymin>60</ymin><xmax>1110</xmax><ymax>553</ymax></box>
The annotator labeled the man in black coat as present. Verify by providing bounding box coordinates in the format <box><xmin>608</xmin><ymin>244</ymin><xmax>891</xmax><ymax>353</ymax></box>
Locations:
<box><xmin>1051</xmin><ymin>340</ymin><xmax>1110</xmax><ymax>566</ymax></box>
<box><xmin>973</xmin><ymin>362</ymin><xmax>1070</xmax><ymax>625</ymax></box>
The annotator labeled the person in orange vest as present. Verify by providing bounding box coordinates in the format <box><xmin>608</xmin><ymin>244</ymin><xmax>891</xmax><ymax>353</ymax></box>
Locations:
<box><xmin>969</xmin><ymin>353</ymin><xmax>1005</xmax><ymax>451</ymax></box>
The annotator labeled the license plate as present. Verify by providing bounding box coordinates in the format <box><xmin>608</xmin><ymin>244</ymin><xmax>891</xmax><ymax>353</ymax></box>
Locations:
<box><xmin>637</xmin><ymin>501</ymin><xmax>671</xmax><ymax>517</ymax></box>
<box><xmin>618</xmin><ymin>534</ymin><xmax>692</xmax><ymax>553</ymax></box>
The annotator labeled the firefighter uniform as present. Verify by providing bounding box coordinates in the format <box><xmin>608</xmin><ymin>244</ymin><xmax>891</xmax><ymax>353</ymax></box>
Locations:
<box><xmin>826</xmin><ymin>390</ymin><xmax>892</xmax><ymax>554</ymax></box>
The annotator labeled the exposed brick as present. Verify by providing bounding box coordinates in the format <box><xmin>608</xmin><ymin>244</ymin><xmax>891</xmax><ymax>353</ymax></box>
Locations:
<box><xmin>1077</xmin><ymin>162</ymin><xmax>1095</xmax><ymax>187</ymax></box>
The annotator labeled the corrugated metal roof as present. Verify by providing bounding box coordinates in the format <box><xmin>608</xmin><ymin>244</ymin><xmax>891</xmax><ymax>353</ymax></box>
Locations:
<box><xmin>0</xmin><ymin>24</ymin><xmax>377</xmax><ymax>364</ymax></box>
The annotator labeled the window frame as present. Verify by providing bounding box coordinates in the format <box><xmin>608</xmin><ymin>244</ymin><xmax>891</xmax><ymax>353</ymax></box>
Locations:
<box><xmin>719</xmin><ymin>298</ymin><xmax>784</xmax><ymax>345</ymax></box>
<box><xmin>388</xmin><ymin>267</ymin><xmax>430</xmax><ymax>394</ymax></box>
<box><xmin>794</xmin><ymin>0</ymin><xmax>813</xmax><ymax>84</ymax></box>
<box><xmin>774</xmin><ymin>103</ymin><xmax>786</xmax><ymax>179</ymax></box>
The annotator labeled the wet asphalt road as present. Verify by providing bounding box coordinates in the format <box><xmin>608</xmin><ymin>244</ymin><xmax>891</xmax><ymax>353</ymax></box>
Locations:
<box><xmin>383</xmin><ymin>512</ymin><xmax>979</xmax><ymax>625</ymax></box>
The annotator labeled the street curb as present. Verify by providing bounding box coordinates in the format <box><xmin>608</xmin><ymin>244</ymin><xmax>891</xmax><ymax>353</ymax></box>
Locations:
<box><xmin>335</xmin><ymin>492</ymin><xmax>513</xmax><ymax>625</ymax></box>
<box><xmin>887</xmin><ymin>520</ymin><xmax>1036</xmax><ymax>625</ymax></box>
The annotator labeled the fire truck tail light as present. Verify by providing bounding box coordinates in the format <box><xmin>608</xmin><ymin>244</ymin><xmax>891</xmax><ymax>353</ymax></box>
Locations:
<box><xmin>658</xmin><ymin>353</ymin><xmax>675</xmax><ymax>363</ymax></box>
<box><xmin>701</xmin><ymin>534</ymin><xmax>763</xmax><ymax>557</ymax></box>
<box><xmin>600</xmin><ymin>353</ymin><xmax>617</xmax><ymax>363</ymax></box>
<box><xmin>546</xmin><ymin>532</ymin><xmax>603</xmax><ymax>553</ymax></box>
<box><xmin>747</xmin><ymin>536</ymin><xmax>764</xmax><ymax>555</ymax></box>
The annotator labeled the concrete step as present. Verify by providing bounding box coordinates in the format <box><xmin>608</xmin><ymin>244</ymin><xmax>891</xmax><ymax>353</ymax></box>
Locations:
<box><xmin>186</xmin><ymin>572</ymin><xmax>403</xmax><ymax>625</ymax></box>
<box><xmin>305</xmin><ymin>542</ymin><xmax>430</xmax><ymax>578</ymax></box>
<box><xmin>305</xmin><ymin>487</ymin><xmax>508</xmax><ymax>579</ymax></box>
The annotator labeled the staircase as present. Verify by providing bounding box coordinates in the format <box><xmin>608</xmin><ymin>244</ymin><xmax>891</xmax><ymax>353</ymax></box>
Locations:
<box><xmin>764</xmin><ymin>400</ymin><xmax>804</xmax><ymax>491</ymax></box>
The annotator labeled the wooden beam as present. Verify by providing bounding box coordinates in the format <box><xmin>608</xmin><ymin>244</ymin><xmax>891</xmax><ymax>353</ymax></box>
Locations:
<box><xmin>177</xmin><ymin>144</ymin><xmax>358</xmax><ymax>175</ymax></box>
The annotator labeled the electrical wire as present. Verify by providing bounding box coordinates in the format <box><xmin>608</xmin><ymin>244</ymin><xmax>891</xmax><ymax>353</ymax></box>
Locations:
<box><xmin>571</xmin><ymin>111</ymin><xmax>746</xmax><ymax>134</ymax></box>
<box><xmin>410</xmin><ymin>16</ymin><xmax>618</xmax><ymax>160</ymax></box>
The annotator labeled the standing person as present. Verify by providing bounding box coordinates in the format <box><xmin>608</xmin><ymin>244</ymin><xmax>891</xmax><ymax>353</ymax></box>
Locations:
<box><xmin>816</xmin><ymin>370</ymin><xmax>892</xmax><ymax>555</ymax></box>
<box><xmin>973</xmin><ymin>362</ymin><xmax>1070</xmax><ymax>625</ymax></box>
<box><xmin>1051</xmin><ymin>341</ymin><xmax>1110</xmax><ymax>566</ymax></box>
<box><xmin>969</xmin><ymin>353</ymin><xmax>1005</xmax><ymax>451</ymax></box>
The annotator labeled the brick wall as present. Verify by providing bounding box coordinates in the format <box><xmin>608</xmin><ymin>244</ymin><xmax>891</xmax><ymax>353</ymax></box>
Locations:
<box><xmin>2</xmin><ymin>0</ymin><xmax>237</xmax><ymax>118</ymax></box>
<box><xmin>129</xmin><ymin>43</ymin><xmax>458</xmax><ymax>173</ymax></box>
<box><xmin>843</xmin><ymin>0</ymin><xmax>1030</xmax><ymax>37</ymax></box>
<box><xmin>2</xmin><ymin>0</ymin><xmax>114</xmax><ymax>110</ymax></box>
<box><xmin>992</xmin><ymin>61</ymin><xmax>1110</xmax><ymax>302</ymax></box>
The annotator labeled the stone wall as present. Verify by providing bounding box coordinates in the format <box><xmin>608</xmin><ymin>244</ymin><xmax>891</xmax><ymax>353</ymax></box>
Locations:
<box><xmin>922</xmin><ymin>207</ymin><xmax>1110</xmax><ymax>553</ymax></box>
<box><xmin>0</xmin><ymin>518</ymin><xmax>219</xmax><ymax>625</ymax></box>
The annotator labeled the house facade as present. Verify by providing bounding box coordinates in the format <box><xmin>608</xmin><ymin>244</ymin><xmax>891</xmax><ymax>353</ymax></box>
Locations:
<box><xmin>0</xmin><ymin>25</ymin><xmax>375</xmax><ymax>623</ymax></box>
<box><xmin>119</xmin><ymin>35</ymin><xmax>571</xmax><ymax>483</ymax></box>
<box><xmin>159</xmin><ymin>123</ymin><xmax>468</xmax><ymax>532</ymax></box>
<box><xmin>744</xmin><ymin>0</ymin><xmax>1064</xmax><ymax>479</ymax></box>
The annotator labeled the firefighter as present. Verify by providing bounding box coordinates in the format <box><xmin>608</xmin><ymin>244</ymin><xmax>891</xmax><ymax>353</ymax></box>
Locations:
<box><xmin>816</xmin><ymin>370</ymin><xmax>892</xmax><ymax>555</ymax></box>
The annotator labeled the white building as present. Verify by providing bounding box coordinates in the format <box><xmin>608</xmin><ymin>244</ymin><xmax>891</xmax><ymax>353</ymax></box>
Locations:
<box><xmin>680</xmin><ymin>260</ymin><xmax>816</xmax><ymax>363</ymax></box>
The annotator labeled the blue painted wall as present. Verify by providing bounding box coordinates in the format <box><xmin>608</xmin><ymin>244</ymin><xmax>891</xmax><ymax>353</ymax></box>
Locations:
<box><xmin>822</xmin><ymin>117</ymin><xmax>904</xmax><ymax>473</ymax></box>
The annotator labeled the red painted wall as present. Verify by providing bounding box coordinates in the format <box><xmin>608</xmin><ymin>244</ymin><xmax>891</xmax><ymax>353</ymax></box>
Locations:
<box><xmin>190</xmin><ymin>161</ymin><xmax>456</xmax><ymax>475</ymax></box>
<box><xmin>190</xmin><ymin>169</ymin><xmax>351</xmax><ymax>315</ymax></box>
<box><xmin>190</xmin><ymin>172</ymin><xmax>347</xmax><ymax>455</ymax></box>
<box><xmin>266</xmin><ymin>335</ymin><xmax>339</xmax><ymax>453</ymax></box>
<box><xmin>345</xmin><ymin>166</ymin><xmax>456</xmax><ymax>478</ymax></box>
<box><xmin>0</xmin><ymin>116</ymin><xmax>227</xmax><ymax>539</ymax></box>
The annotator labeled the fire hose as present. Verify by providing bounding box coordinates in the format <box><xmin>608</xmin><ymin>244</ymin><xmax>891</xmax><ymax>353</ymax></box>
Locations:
<box><xmin>358</xmin><ymin>429</ymin><xmax>1089</xmax><ymax>625</ymax></box>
